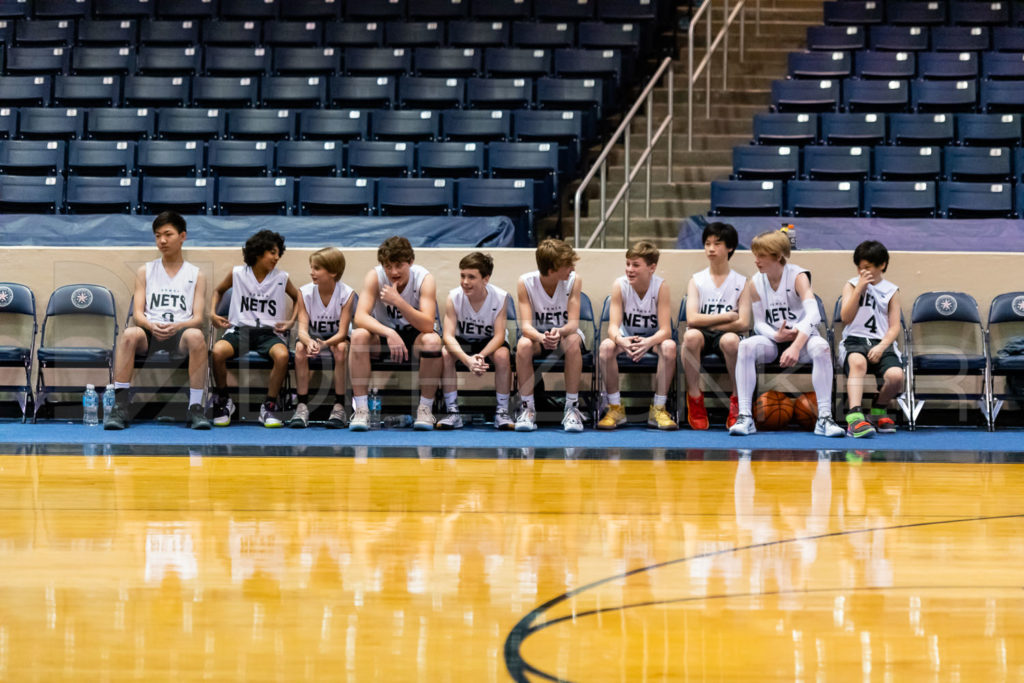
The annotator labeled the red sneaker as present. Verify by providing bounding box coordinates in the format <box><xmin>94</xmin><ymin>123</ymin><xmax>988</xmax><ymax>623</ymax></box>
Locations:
<box><xmin>726</xmin><ymin>394</ymin><xmax>740</xmax><ymax>429</ymax></box>
<box><xmin>686</xmin><ymin>393</ymin><xmax>709</xmax><ymax>430</ymax></box>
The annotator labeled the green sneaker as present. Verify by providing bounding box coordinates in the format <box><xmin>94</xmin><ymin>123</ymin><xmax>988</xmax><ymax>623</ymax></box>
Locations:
<box><xmin>845</xmin><ymin>411</ymin><xmax>876</xmax><ymax>438</ymax></box>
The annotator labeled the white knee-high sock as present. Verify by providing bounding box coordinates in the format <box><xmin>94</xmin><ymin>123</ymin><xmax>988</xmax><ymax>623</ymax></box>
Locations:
<box><xmin>808</xmin><ymin>337</ymin><xmax>834</xmax><ymax>417</ymax></box>
<box><xmin>735</xmin><ymin>336</ymin><xmax>778</xmax><ymax>414</ymax></box>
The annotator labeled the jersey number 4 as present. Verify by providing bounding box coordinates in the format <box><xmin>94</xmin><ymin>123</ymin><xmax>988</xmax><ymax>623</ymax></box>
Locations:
<box><xmin>862</xmin><ymin>314</ymin><xmax>877</xmax><ymax>335</ymax></box>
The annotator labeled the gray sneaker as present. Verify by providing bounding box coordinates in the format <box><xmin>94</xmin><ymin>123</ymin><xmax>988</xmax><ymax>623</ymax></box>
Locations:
<box><xmin>188</xmin><ymin>403</ymin><xmax>211</xmax><ymax>430</ymax></box>
<box><xmin>212</xmin><ymin>396</ymin><xmax>235</xmax><ymax>427</ymax></box>
<box><xmin>729</xmin><ymin>413</ymin><xmax>757</xmax><ymax>436</ymax></box>
<box><xmin>349</xmin><ymin>406</ymin><xmax>370</xmax><ymax>431</ymax></box>
<box><xmin>260</xmin><ymin>401</ymin><xmax>284</xmax><ymax>428</ymax></box>
<box><xmin>326</xmin><ymin>403</ymin><xmax>347</xmax><ymax>429</ymax></box>
<box><xmin>515</xmin><ymin>407</ymin><xmax>537</xmax><ymax>432</ymax></box>
<box><xmin>562</xmin><ymin>405</ymin><xmax>584</xmax><ymax>433</ymax></box>
<box><xmin>436</xmin><ymin>410</ymin><xmax>463</xmax><ymax>430</ymax></box>
<box><xmin>814</xmin><ymin>415</ymin><xmax>846</xmax><ymax>438</ymax></box>
<box><xmin>288</xmin><ymin>403</ymin><xmax>309</xmax><ymax>428</ymax></box>
<box><xmin>103</xmin><ymin>401</ymin><xmax>129</xmax><ymax>430</ymax></box>
<box><xmin>494</xmin><ymin>408</ymin><xmax>514</xmax><ymax>430</ymax></box>
<box><xmin>413</xmin><ymin>403</ymin><xmax>435</xmax><ymax>431</ymax></box>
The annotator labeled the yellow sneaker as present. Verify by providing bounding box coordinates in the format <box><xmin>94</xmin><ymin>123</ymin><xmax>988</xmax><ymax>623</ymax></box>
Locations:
<box><xmin>648</xmin><ymin>405</ymin><xmax>678</xmax><ymax>430</ymax></box>
<box><xmin>597</xmin><ymin>403</ymin><xmax>626</xmax><ymax>430</ymax></box>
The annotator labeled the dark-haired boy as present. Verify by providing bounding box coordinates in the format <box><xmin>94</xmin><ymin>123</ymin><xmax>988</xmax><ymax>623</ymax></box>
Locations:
<box><xmin>348</xmin><ymin>235</ymin><xmax>442</xmax><ymax>431</ymax></box>
<box><xmin>839</xmin><ymin>240</ymin><xmax>904</xmax><ymax>436</ymax></box>
<box><xmin>438</xmin><ymin>252</ymin><xmax>513</xmax><ymax>430</ymax></box>
<box><xmin>680</xmin><ymin>222</ymin><xmax>751</xmax><ymax>430</ymax></box>
<box><xmin>209</xmin><ymin>229</ymin><xmax>299</xmax><ymax>428</ymax></box>
<box><xmin>105</xmin><ymin>211</ymin><xmax>210</xmax><ymax>430</ymax></box>
<box><xmin>515</xmin><ymin>238</ymin><xmax>585</xmax><ymax>432</ymax></box>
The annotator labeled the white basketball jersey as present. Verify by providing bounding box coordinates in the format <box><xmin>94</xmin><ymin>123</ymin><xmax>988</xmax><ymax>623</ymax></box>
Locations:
<box><xmin>617</xmin><ymin>274</ymin><xmax>664</xmax><ymax>337</ymax></box>
<box><xmin>228</xmin><ymin>265</ymin><xmax>290</xmax><ymax>336</ymax></box>
<box><xmin>692</xmin><ymin>267</ymin><xmax>746</xmax><ymax>317</ymax></box>
<box><xmin>752</xmin><ymin>263</ymin><xmax>817</xmax><ymax>337</ymax></box>
<box><xmin>372</xmin><ymin>263</ymin><xmax>429</xmax><ymax>330</ymax></box>
<box><xmin>450</xmin><ymin>283</ymin><xmax>508</xmax><ymax>342</ymax></box>
<box><xmin>301</xmin><ymin>280</ymin><xmax>353</xmax><ymax>339</ymax></box>
<box><xmin>144</xmin><ymin>258</ymin><xmax>199</xmax><ymax>325</ymax></box>
<box><xmin>521</xmin><ymin>270</ymin><xmax>584</xmax><ymax>340</ymax></box>
<box><xmin>842</xmin><ymin>276</ymin><xmax>900</xmax><ymax>350</ymax></box>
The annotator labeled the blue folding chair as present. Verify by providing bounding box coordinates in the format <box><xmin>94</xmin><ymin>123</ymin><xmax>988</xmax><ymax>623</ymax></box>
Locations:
<box><xmin>347</xmin><ymin>140</ymin><xmax>415</xmax><ymax>177</ymax></box>
<box><xmin>65</xmin><ymin>176</ymin><xmax>139</xmax><ymax>214</ymax></box>
<box><xmin>192</xmin><ymin>76</ymin><xmax>259</xmax><ymax>108</ymax></box>
<box><xmin>299</xmin><ymin>109</ymin><xmax>369</xmax><ymax>141</ymax></box>
<box><xmin>35</xmin><ymin>284</ymin><xmax>118</xmax><ymax>421</ymax></box>
<box><xmin>0</xmin><ymin>76</ymin><xmax>53</xmax><ymax>107</ymax></box>
<box><xmin>371</xmin><ymin>110</ymin><xmax>439</xmax><ymax>142</ymax></box>
<box><xmin>871</xmin><ymin>145</ymin><xmax>941</xmax><ymax>181</ymax></box>
<box><xmin>208</xmin><ymin>140</ymin><xmax>275</xmax><ymax>177</ymax></box>
<box><xmin>297</xmin><ymin>177</ymin><xmax>376</xmax><ymax>215</ymax></box>
<box><xmin>67</xmin><ymin>140</ymin><xmax>136</xmax><ymax>176</ymax></box>
<box><xmin>709</xmin><ymin>179</ymin><xmax>783</xmax><ymax>216</ymax></box>
<box><xmin>785</xmin><ymin>180</ymin><xmax>861</xmax><ymax>217</ymax></box>
<box><xmin>730</xmin><ymin>145</ymin><xmax>799</xmax><ymax>181</ymax></box>
<box><xmin>986</xmin><ymin>292</ymin><xmax>1024</xmax><ymax>426</ymax></box>
<box><xmin>275</xmin><ymin>140</ymin><xmax>344</xmax><ymax>177</ymax></box>
<box><xmin>752</xmin><ymin>112</ymin><xmax>818</xmax><ymax>145</ymax></box>
<box><xmin>138</xmin><ymin>139</ymin><xmax>205</xmax><ymax>176</ymax></box>
<box><xmin>0</xmin><ymin>139</ymin><xmax>66</xmax><ymax>175</ymax></box>
<box><xmin>141</xmin><ymin>177</ymin><xmax>214</xmax><ymax>214</ymax></box>
<box><xmin>329</xmin><ymin>75</ymin><xmax>396</xmax><ymax>108</ymax></box>
<box><xmin>377</xmin><ymin>177</ymin><xmax>454</xmax><ymax>216</ymax></box>
<box><xmin>87</xmin><ymin>107</ymin><xmax>157</xmax><ymax>140</ymax></box>
<box><xmin>0</xmin><ymin>282</ymin><xmax>36</xmax><ymax>421</ymax></box>
<box><xmin>0</xmin><ymin>175</ymin><xmax>65</xmax><ymax>213</ymax></box>
<box><xmin>216</xmin><ymin>177</ymin><xmax>295</xmax><ymax>215</ymax></box>
<box><xmin>862</xmin><ymin>179</ymin><xmax>936</xmax><ymax>217</ymax></box>
<box><xmin>54</xmin><ymin>75</ymin><xmax>121</xmax><ymax>107</ymax></box>
<box><xmin>821</xmin><ymin>112</ymin><xmax>886</xmax><ymax>146</ymax></box>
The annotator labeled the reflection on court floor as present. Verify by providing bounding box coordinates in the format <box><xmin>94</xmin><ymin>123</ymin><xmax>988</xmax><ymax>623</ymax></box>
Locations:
<box><xmin>0</xmin><ymin>449</ymin><xmax>1021</xmax><ymax>681</ymax></box>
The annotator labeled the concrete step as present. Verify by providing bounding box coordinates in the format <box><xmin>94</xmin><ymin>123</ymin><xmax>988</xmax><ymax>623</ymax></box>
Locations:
<box><xmin>585</xmin><ymin>195</ymin><xmax>710</xmax><ymax>217</ymax></box>
<box><xmin>574</xmin><ymin>217</ymin><xmax>689</xmax><ymax>246</ymax></box>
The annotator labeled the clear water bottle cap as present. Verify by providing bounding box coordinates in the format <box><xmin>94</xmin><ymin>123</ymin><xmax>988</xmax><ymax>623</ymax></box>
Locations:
<box><xmin>86</xmin><ymin>384</ymin><xmax>95</xmax><ymax>390</ymax></box>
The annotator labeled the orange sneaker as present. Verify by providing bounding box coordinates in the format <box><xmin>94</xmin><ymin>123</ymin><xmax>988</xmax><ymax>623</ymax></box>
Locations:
<box><xmin>686</xmin><ymin>393</ymin><xmax>709</xmax><ymax>430</ymax></box>
<box><xmin>726</xmin><ymin>394</ymin><xmax>740</xmax><ymax>429</ymax></box>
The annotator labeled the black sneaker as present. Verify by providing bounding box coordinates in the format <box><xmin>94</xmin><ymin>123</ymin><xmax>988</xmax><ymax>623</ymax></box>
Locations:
<box><xmin>188</xmin><ymin>403</ymin><xmax>211</xmax><ymax>430</ymax></box>
<box><xmin>103</xmin><ymin>401</ymin><xmax>129</xmax><ymax>430</ymax></box>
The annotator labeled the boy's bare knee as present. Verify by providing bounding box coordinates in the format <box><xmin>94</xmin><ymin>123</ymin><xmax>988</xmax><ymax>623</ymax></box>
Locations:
<box><xmin>682</xmin><ymin>329</ymin><xmax>703</xmax><ymax>351</ymax></box>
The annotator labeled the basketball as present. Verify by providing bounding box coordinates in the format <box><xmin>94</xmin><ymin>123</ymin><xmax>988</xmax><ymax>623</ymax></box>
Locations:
<box><xmin>793</xmin><ymin>392</ymin><xmax>818</xmax><ymax>430</ymax></box>
<box><xmin>753</xmin><ymin>390</ymin><xmax>794</xmax><ymax>430</ymax></box>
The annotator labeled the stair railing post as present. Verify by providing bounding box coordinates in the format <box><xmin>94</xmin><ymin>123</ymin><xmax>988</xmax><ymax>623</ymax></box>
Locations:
<box><xmin>599</xmin><ymin>160</ymin><xmax>607</xmax><ymax>248</ymax></box>
<box><xmin>705</xmin><ymin>1</ymin><xmax>712</xmax><ymax>118</ymax></box>
<box><xmin>687</xmin><ymin>9</ymin><xmax>695</xmax><ymax>151</ymax></box>
<box><xmin>723</xmin><ymin>0</ymin><xmax>729</xmax><ymax>91</ymax></box>
<box><xmin>740</xmin><ymin>1</ymin><xmax>746</xmax><ymax>62</ymax></box>
<box><xmin>645</xmin><ymin>88</ymin><xmax>653</xmax><ymax>219</ymax></box>
<box><xmin>667</xmin><ymin>64</ymin><xmax>674</xmax><ymax>184</ymax></box>
<box><xmin>623</xmin><ymin>120</ymin><xmax>631</xmax><ymax>245</ymax></box>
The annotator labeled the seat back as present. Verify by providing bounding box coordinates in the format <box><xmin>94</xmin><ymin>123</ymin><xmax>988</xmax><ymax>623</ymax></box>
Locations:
<box><xmin>297</xmin><ymin>177</ymin><xmax>375</xmax><ymax>216</ymax></box>
<box><xmin>987</xmin><ymin>292</ymin><xmax>1024</xmax><ymax>361</ymax></box>
<box><xmin>141</xmin><ymin>177</ymin><xmax>213</xmax><ymax>214</ymax></box>
<box><xmin>0</xmin><ymin>283</ymin><xmax>37</xmax><ymax>354</ymax></box>
<box><xmin>910</xmin><ymin>291</ymin><xmax>983</xmax><ymax>358</ymax></box>
<box><xmin>41</xmin><ymin>284</ymin><xmax>117</xmax><ymax>352</ymax></box>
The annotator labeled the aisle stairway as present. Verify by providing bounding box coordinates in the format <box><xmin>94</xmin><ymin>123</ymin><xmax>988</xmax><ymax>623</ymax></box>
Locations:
<box><xmin>569</xmin><ymin>0</ymin><xmax>824</xmax><ymax>248</ymax></box>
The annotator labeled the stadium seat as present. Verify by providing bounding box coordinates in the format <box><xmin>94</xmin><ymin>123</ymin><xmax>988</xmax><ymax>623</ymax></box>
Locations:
<box><xmin>32</xmin><ymin>0</ymin><xmax>90</xmax><ymax>19</ymax></box>
<box><xmin>0</xmin><ymin>174</ymin><xmax>64</xmax><ymax>212</ymax></box>
<box><xmin>67</xmin><ymin>139</ymin><xmax>135</xmax><ymax>176</ymax></box>
<box><xmin>886</xmin><ymin>1</ymin><xmax>947</xmax><ymax>25</ymax></box>
<box><xmin>470</xmin><ymin>0</ymin><xmax>531</xmax><ymax>20</ymax></box>
<box><xmin>806</xmin><ymin>26</ymin><xmax>866</xmax><ymax>52</ymax></box>
<box><xmin>787</xmin><ymin>51</ymin><xmax>852</xmax><ymax>79</ymax></box>
<box><xmin>986</xmin><ymin>291</ymin><xmax>1024</xmax><ymax>424</ymax></box>
<box><xmin>911</xmin><ymin>79</ymin><xmax>978</xmax><ymax>112</ymax></box>
<box><xmin>77</xmin><ymin>19</ymin><xmax>138</xmax><ymax>45</ymax></box>
<box><xmin>140</xmin><ymin>176</ymin><xmax>213</xmax><ymax>213</ymax></box>
<box><xmin>1016</xmin><ymin>148</ymin><xmax>1024</xmax><ymax>182</ymax></box>
<box><xmin>951</xmin><ymin>1</ymin><xmax>1008</xmax><ymax>26</ymax></box>
<box><xmin>906</xmin><ymin>291</ymin><xmax>990</xmax><ymax>430</ymax></box>
<box><xmin>752</xmin><ymin>112</ymin><xmax>818</xmax><ymax>145</ymax></box>
<box><xmin>0</xmin><ymin>0</ymin><xmax>27</xmax><ymax>18</ymax></box>
<box><xmin>385</xmin><ymin>21</ymin><xmax>444</xmax><ymax>48</ymax></box>
<box><xmin>534</xmin><ymin>0</ymin><xmax>593</xmax><ymax>20</ymax></box>
<box><xmin>862</xmin><ymin>179</ymin><xmax>937</xmax><ymax>216</ymax></box>
<box><xmin>208</xmin><ymin>140</ymin><xmax>274</xmax><ymax>177</ymax></box>
<box><xmin>155</xmin><ymin>0</ymin><xmax>217</xmax><ymax>19</ymax></box>
<box><xmin>554</xmin><ymin>47</ymin><xmax>622</xmax><ymax>91</ymax></box>
<box><xmin>466</xmin><ymin>77</ymin><xmax>533</xmax><ymax>110</ymax></box>
<box><xmin>17</xmin><ymin>107</ymin><xmax>84</xmax><ymax>140</ymax></box>
<box><xmin>821</xmin><ymin>112</ymin><xmax>886</xmax><ymax>145</ymax></box>
<box><xmin>216</xmin><ymin>176</ymin><xmax>294</xmax><ymax>215</ymax></box>
<box><xmin>263</xmin><ymin>20</ymin><xmax>324</xmax><ymax>46</ymax></box>
<box><xmin>273</xmin><ymin>46</ymin><xmax>340</xmax><ymax>75</ymax></box>
<box><xmin>442</xmin><ymin>109</ymin><xmax>511</xmax><ymax>141</ymax></box>
<box><xmin>823</xmin><ymin>1</ymin><xmax>884</xmax><ymax>26</ymax></box>
<box><xmin>872</xmin><ymin>145</ymin><xmax>941</xmax><ymax>180</ymax></box>
<box><xmin>226</xmin><ymin>109</ymin><xmax>297</xmax><ymax>140</ymax></box>
<box><xmin>371</xmin><ymin>109</ymin><xmax>439</xmax><ymax>141</ymax></box>
<box><xmin>204</xmin><ymin>46</ymin><xmax>270</xmax><ymax>76</ymax></box>
<box><xmin>981</xmin><ymin>80</ymin><xmax>1024</xmax><ymax>112</ymax></box>
<box><xmin>137</xmin><ymin>139</ymin><xmax>205</xmax><ymax>176</ymax></box>
<box><xmin>981</xmin><ymin>51</ymin><xmax>1024</xmax><ymax>80</ymax></box>
<box><xmin>513</xmin><ymin>109</ymin><xmax>584</xmax><ymax>172</ymax></box>
<box><xmin>487</xmin><ymin>141</ymin><xmax>560</xmax><ymax>212</ymax></box>
<box><xmin>156</xmin><ymin>108</ymin><xmax>225</xmax><ymax>140</ymax></box>
<box><xmin>123</xmin><ymin>75</ymin><xmax>190</xmax><ymax>108</ymax></box>
<box><xmin>577</xmin><ymin>21</ymin><xmax>639</xmax><ymax>53</ymax></box>
<box><xmin>13</xmin><ymin>18</ymin><xmax>74</xmax><ymax>45</ymax></box>
<box><xmin>802</xmin><ymin>145</ymin><xmax>871</xmax><ymax>180</ymax></box>
<box><xmin>0</xmin><ymin>76</ymin><xmax>53</xmax><ymax>107</ymax></box>
<box><xmin>597</xmin><ymin>0</ymin><xmax>657</xmax><ymax>21</ymax></box>
<box><xmin>54</xmin><ymin>75</ymin><xmax>120</xmax><ymax>107</ymax></box>
<box><xmin>938</xmin><ymin>180</ymin><xmax>1013</xmax><ymax>217</ymax></box>
<box><xmin>943</xmin><ymin>145</ymin><xmax>1012</xmax><ymax>181</ymax></box>
<box><xmin>409</xmin><ymin>0</ymin><xmax>469</xmax><ymax>19</ymax></box>
<box><xmin>71</xmin><ymin>46</ymin><xmax>135</xmax><ymax>75</ymax></box>
<box><xmin>0</xmin><ymin>282</ymin><xmax>36</xmax><ymax>421</ymax></box>
<box><xmin>853</xmin><ymin>50</ymin><xmax>916</xmax><ymax>80</ymax></box>
<box><xmin>192</xmin><ymin>76</ymin><xmax>259</xmax><ymax>108</ymax></box>
<box><xmin>34</xmin><ymin>284</ymin><xmax>117</xmax><ymax>421</ymax></box>
<box><xmin>843</xmin><ymin>78</ymin><xmax>910</xmax><ymax>112</ymax></box>
<box><xmin>416</xmin><ymin>141</ymin><xmax>485</xmax><ymax>178</ymax></box>
<box><xmin>345</xmin><ymin>0</ymin><xmax>406</xmax><ymax>20</ymax></box>
<box><xmin>397</xmin><ymin>76</ymin><xmax>465</xmax><ymax>109</ymax></box>
<box><xmin>448</xmin><ymin>20</ymin><xmax>511</xmax><ymax>48</ymax></box>
<box><xmin>785</xmin><ymin>180</ymin><xmax>861</xmax><ymax>217</ymax></box>
<box><xmin>275</xmin><ymin>140</ymin><xmax>343</xmax><ymax>177</ymax></box>
<box><xmin>888</xmin><ymin>112</ymin><xmax>955</xmax><ymax>145</ymax></box>
<box><xmin>485</xmin><ymin>47</ymin><xmax>553</xmax><ymax>78</ymax></box>
<box><xmin>770</xmin><ymin>79</ymin><xmax>840</xmax><ymax>112</ymax></box>
<box><xmin>457</xmin><ymin>177</ymin><xmax>534</xmax><ymax>246</ymax></box>
<box><xmin>869</xmin><ymin>25</ymin><xmax>929</xmax><ymax>52</ymax></box>
<box><xmin>377</xmin><ymin>177</ymin><xmax>454</xmax><ymax>216</ymax></box>
<box><xmin>917</xmin><ymin>51</ymin><xmax>978</xmax><ymax>81</ymax></box>
<box><xmin>280</xmin><ymin>0</ymin><xmax>341</xmax><ymax>20</ymax></box>
<box><xmin>992</xmin><ymin>27</ymin><xmax>1024</xmax><ymax>52</ymax></box>
<box><xmin>730</xmin><ymin>145</ymin><xmax>800</xmax><ymax>181</ymax></box>
<box><xmin>931</xmin><ymin>26</ymin><xmax>991</xmax><ymax>52</ymax></box>
<box><xmin>299</xmin><ymin>109</ymin><xmax>368</xmax><ymax>141</ymax></box>
<box><xmin>0</xmin><ymin>109</ymin><xmax>14</xmax><ymax>140</ymax></box>
<box><xmin>323</xmin><ymin>21</ymin><xmax>383</xmax><ymax>48</ymax></box>
<box><xmin>535</xmin><ymin>77</ymin><xmax>603</xmax><ymax>137</ymax></box>
<box><xmin>329</xmin><ymin>75</ymin><xmax>396</xmax><ymax>108</ymax></box>
<box><xmin>4</xmin><ymin>46</ymin><xmax>70</xmax><ymax>75</ymax></box>
<box><xmin>347</xmin><ymin>140</ymin><xmax>415</xmax><ymax>177</ymax></box>
<box><xmin>202</xmin><ymin>19</ymin><xmax>262</xmax><ymax>46</ymax></box>
<box><xmin>344</xmin><ymin>47</ymin><xmax>412</xmax><ymax>76</ymax></box>
<box><xmin>511</xmin><ymin>21</ymin><xmax>575</xmax><ymax>49</ymax></box>
<box><xmin>709</xmin><ymin>179</ymin><xmax>783</xmax><ymax>216</ymax></box>
<box><xmin>261</xmin><ymin>75</ymin><xmax>327</xmax><ymax>108</ymax></box>
<box><xmin>219</xmin><ymin>0</ymin><xmax>278</xmax><ymax>19</ymax></box>
<box><xmin>139</xmin><ymin>19</ymin><xmax>200</xmax><ymax>45</ymax></box>
<box><xmin>87</xmin><ymin>107</ymin><xmax>156</xmax><ymax>140</ymax></box>
<box><xmin>93</xmin><ymin>0</ymin><xmax>154</xmax><ymax>18</ymax></box>
<box><xmin>65</xmin><ymin>176</ymin><xmax>139</xmax><ymax>213</ymax></box>
<box><xmin>414</xmin><ymin>47</ymin><xmax>482</xmax><ymax>77</ymax></box>
<box><xmin>955</xmin><ymin>113</ymin><xmax>1021</xmax><ymax>147</ymax></box>
<box><xmin>297</xmin><ymin>177</ymin><xmax>376</xmax><ymax>215</ymax></box>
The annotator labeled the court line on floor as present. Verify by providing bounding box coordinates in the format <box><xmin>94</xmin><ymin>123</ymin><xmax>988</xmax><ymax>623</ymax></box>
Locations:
<box><xmin>504</xmin><ymin>513</ymin><xmax>1024</xmax><ymax>683</ymax></box>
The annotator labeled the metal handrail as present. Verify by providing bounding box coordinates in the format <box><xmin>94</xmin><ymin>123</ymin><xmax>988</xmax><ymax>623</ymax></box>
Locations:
<box><xmin>687</xmin><ymin>0</ymin><xmax>748</xmax><ymax>151</ymax></box>
<box><xmin>573</xmin><ymin>56</ymin><xmax>674</xmax><ymax>249</ymax></box>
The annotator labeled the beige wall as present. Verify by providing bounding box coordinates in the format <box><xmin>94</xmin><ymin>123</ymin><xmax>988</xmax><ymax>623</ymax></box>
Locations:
<box><xmin>2</xmin><ymin>246</ymin><xmax>1021</xmax><ymax>322</ymax></box>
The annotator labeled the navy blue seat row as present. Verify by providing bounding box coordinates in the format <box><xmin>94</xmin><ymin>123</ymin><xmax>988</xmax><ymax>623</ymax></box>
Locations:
<box><xmin>753</xmin><ymin>111</ymin><xmax>1024</xmax><ymax>147</ymax></box>
<box><xmin>771</xmin><ymin>77</ymin><xmax>1024</xmax><ymax>113</ymax></box>
<box><xmin>823</xmin><ymin>0</ymin><xmax>1024</xmax><ymax>28</ymax></box>
<box><xmin>808</xmin><ymin>24</ymin><xmax>1024</xmax><ymax>53</ymax></box>
<box><xmin>710</xmin><ymin>178</ymin><xmax>1023</xmax><ymax>218</ymax></box>
<box><xmin>0</xmin><ymin>0</ymin><xmax>662</xmax><ymax>22</ymax></box>
<box><xmin>732</xmin><ymin>144</ymin><xmax>1024</xmax><ymax>183</ymax></box>
<box><xmin>788</xmin><ymin>50</ymin><xmax>1024</xmax><ymax>81</ymax></box>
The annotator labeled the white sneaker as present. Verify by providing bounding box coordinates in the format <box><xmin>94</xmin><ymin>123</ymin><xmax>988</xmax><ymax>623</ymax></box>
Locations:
<box><xmin>327</xmin><ymin>403</ymin><xmax>347</xmax><ymax>429</ymax></box>
<box><xmin>260</xmin><ymin>401</ymin><xmax>284</xmax><ymax>428</ymax></box>
<box><xmin>515</xmin><ymin>407</ymin><xmax>537</xmax><ymax>432</ymax></box>
<box><xmin>349</xmin><ymin>406</ymin><xmax>370</xmax><ymax>431</ymax></box>
<box><xmin>494</xmin><ymin>408</ymin><xmax>514</xmax><ymax>430</ymax></box>
<box><xmin>413</xmin><ymin>403</ymin><xmax>435</xmax><ymax>431</ymax></box>
<box><xmin>814</xmin><ymin>415</ymin><xmax>846</xmax><ymax>438</ymax></box>
<box><xmin>562</xmin><ymin>404</ymin><xmax>584</xmax><ymax>433</ymax></box>
<box><xmin>212</xmin><ymin>396</ymin><xmax>235</xmax><ymax>427</ymax></box>
<box><xmin>729</xmin><ymin>413</ymin><xmax>757</xmax><ymax>436</ymax></box>
<box><xmin>436</xmin><ymin>410</ymin><xmax>463</xmax><ymax>430</ymax></box>
<box><xmin>288</xmin><ymin>403</ymin><xmax>309</xmax><ymax>428</ymax></box>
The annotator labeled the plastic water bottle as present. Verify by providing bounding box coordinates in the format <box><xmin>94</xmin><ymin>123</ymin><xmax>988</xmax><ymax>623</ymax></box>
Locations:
<box><xmin>82</xmin><ymin>384</ymin><xmax>99</xmax><ymax>426</ymax></box>
<box><xmin>383</xmin><ymin>414</ymin><xmax>413</xmax><ymax>429</ymax></box>
<box><xmin>781</xmin><ymin>222</ymin><xmax>797</xmax><ymax>250</ymax></box>
<box><xmin>369</xmin><ymin>387</ymin><xmax>382</xmax><ymax>430</ymax></box>
<box><xmin>102</xmin><ymin>383</ymin><xmax>115</xmax><ymax>421</ymax></box>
